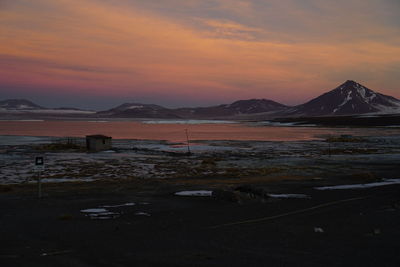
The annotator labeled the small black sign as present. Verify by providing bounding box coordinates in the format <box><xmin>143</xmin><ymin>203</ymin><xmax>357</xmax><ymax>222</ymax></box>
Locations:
<box><xmin>35</xmin><ymin>157</ymin><xmax>44</xmax><ymax>166</ymax></box>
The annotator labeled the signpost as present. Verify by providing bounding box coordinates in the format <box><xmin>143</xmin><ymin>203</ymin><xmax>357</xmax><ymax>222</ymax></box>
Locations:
<box><xmin>35</xmin><ymin>156</ymin><xmax>45</xmax><ymax>198</ymax></box>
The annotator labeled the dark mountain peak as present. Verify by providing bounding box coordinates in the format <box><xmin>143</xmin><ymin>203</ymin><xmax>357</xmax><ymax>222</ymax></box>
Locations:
<box><xmin>342</xmin><ymin>80</ymin><xmax>370</xmax><ymax>88</ymax></box>
<box><xmin>344</xmin><ymin>80</ymin><xmax>357</xmax><ymax>85</ymax></box>
<box><xmin>97</xmin><ymin>102</ymin><xmax>178</xmax><ymax>118</ymax></box>
<box><xmin>287</xmin><ymin>81</ymin><xmax>400</xmax><ymax>116</ymax></box>
<box><xmin>332</xmin><ymin>80</ymin><xmax>373</xmax><ymax>98</ymax></box>
<box><xmin>0</xmin><ymin>99</ymin><xmax>44</xmax><ymax>110</ymax></box>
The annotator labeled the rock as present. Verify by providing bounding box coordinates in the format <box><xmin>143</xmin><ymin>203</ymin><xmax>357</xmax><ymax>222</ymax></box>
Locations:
<box><xmin>212</xmin><ymin>189</ymin><xmax>242</xmax><ymax>203</ymax></box>
<box><xmin>234</xmin><ymin>185</ymin><xmax>269</xmax><ymax>200</ymax></box>
<box><xmin>212</xmin><ymin>185</ymin><xmax>269</xmax><ymax>203</ymax></box>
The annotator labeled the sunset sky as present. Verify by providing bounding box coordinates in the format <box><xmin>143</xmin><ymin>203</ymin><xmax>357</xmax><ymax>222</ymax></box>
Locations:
<box><xmin>1</xmin><ymin>0</ymin><xmax>399</xmax><ymax>109</ymax></box>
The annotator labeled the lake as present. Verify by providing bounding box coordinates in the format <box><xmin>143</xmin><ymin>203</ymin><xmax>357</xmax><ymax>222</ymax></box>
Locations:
<box><xmin>0</xmin><ymin>120</ymin><xmax>399</xmax><ymax>143</ymax></box>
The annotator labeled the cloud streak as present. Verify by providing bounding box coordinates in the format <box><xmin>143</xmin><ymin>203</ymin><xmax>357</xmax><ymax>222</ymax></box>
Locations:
<box><xmin>0</xmin><ymin>0</ymin><xmax>399</xmax><ymax>107</ymax></box>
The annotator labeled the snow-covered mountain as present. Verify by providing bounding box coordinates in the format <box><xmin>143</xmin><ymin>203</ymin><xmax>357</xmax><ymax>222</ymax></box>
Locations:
<box><xmin>286</xmin><ymin>80</ymin><xmax>400</xmax><ymax>116</ymax></box>
<box><xmin>0</xmin><ymin>99</ymin><xmax>44</xmax><ymax>110</ymax></box>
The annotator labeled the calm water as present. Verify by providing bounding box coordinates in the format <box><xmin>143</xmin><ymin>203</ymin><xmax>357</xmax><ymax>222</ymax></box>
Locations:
<box><xmin>0</xmin><ymin>120</ymin><xmax>399</xmax><ymax>142</ymax></box>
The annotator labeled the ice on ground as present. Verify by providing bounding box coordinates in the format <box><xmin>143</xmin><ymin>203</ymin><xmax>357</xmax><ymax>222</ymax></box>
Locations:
<box><xmin>81</xmin><ymin>208</ymin><xmax>119</xmax><ymax>219</ymax></box>
<box><xmin>135</xmin><ymin>212</ymin><xmax>151</xmax><ymax>216</ymax></box>
<box><xmin>87</xmin><ymin>212</ymin><xmax>119</xmax><ymax>220</ymax></box>
<box><xmin>102</xmin><ymin>203</ymin><xmax>135</xmax><ymax>208</ymax></box>
<box><xmin>314</xmin><ymin>227</ymin><xmax>324</xmax><ymax>233</ymax></box>
<box><xmin>81</xmin><ymin>208</ymin><xmax>108</xmax><ymax>213</ymax></box>
<box><xmin>314</xmin><ymin>179</ymin><xmax>400</xmax><ymax>190</ymax></box>
<box><xmin>81</xmin><ymin>202</ymin><xmax>136</xmax><ymax>219</ymax></box>
<box><xmin>89</xmin><ymin>212</ymin><xmax>118</xmax><ymax>216</ymax></box>
<box><xmin>1</xmin><ymin>134</ymin><xmax>400</xmax><ymax>184</ymax></box>
<box><xmin>33</xmin><ymin>178</ymin><xmax>95</xmax><ymax>183</ymax></box>
<box><xmin>268</xmin><ymin>193</ymin><xmax>310</xmax><ymax>199</ymax></box>
<box><xmin>175</xmin><ymin>190</ymin><xmax>213</xmax><ymax>196</ymax></box>
<box><xmin>256</xmin><ymin>121</ymin><xmax>299</xmax><ymax>127</ymax></box>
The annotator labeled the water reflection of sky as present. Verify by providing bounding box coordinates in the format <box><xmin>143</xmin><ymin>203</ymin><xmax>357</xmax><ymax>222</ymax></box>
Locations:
<box><xmin>0</xmin><ymin>120</ymin><xmax>399</xmax><ymax>143</ymax></box>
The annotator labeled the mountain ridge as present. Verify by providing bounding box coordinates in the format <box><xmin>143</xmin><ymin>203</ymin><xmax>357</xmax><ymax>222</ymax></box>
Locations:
<box><xmin>1</xmin><ymin>81</ymin><xmax>399</xmax><ymax>118</ymax></box>
<box><xmin>0</xmin><ymin>99</ymin><xmax>44</xmax><ymax>110</ymax></box>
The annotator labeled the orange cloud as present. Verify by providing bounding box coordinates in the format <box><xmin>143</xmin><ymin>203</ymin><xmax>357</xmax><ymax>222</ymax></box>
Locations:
<box><xmin>0</xmin><ymin>0</ymin><xmax>399</xmax><ymax>105</ymax></box>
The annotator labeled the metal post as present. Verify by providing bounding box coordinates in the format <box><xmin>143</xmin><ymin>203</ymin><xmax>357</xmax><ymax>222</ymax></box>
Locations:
<box><xmin>185</xmin><ymin>129</ymin><xmax>191</xmax><ymax>155</ymax></box>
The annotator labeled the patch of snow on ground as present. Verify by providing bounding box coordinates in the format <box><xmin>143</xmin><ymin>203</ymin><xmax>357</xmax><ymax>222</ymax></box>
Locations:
<box><xmin>36</xmin><ymin>178</ymin><xmax>95</xmax><ymax>183</ymax></box>
<box><xmin>268</xmin><ymin>193</ymin><xmax>310</xmax><ymax>199</ymax></box>
<box><xmin>256</xmin><ymin>121</ymin><xmax>299</xmax><ymax>127</ymax></box>
<box><xmin>314</xmin><ymin>179</ymin><xmax>400</xmax><ymax>190</ymax></box>
<box><xmin>314</xmin><ymin>227</ymin><xmax>324</xmax><ymax>233</ymax></box>
<box><xmin>175</xmin><ymin>190</ymin><xmax>213</xmax><ymax>196</ymax></box>
<box><xmin>135</xmin><ymin>212</ymin><xmax>151</xmax><ymax>216</ymax></box>
<box><xmin>81</xmin><ymin>208</ymin><xmax>108</xmax><ymax>213</ymax></box>
<box><xmin>81</xmin><ymin>208</ymin><xmax>120</xmax><ymax>219</ymax></box>
<box><xmin>102</xmin><ymin>203</ymin><xmax>135</xmax><ymax>208</ymax></box>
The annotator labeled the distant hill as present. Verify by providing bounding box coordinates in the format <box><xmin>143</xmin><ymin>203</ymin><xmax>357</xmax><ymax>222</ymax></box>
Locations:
<box><xmin>0</xmin><ymin>99</ymin><xmax>94</xmax><ymax>115</ymax></box>
<box><xmin>285</xmin><ymin>80</ymin><xmax>400</xmax><ymax>116</ymax></box>
<box><xmin>0</xmin><ymin>99</ymin><xmax>44</xmax><ymax>110</ymax></box>
<box><xmin>174</xmin><ymin>99</ymin><xmax>287</xmax><ymax>119</ymax></box>
<box><xmin>97</xmin><ymin>99</ymin><xmax>287</xmax><ymax>119</ymax></box>
<box><xmin>96</xmin><ymin>103</ymin><xmax>180</xmax><ymax>118</ymax></box>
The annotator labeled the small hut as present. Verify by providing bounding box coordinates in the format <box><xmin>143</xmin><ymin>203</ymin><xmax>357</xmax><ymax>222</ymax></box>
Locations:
<box><xmin>86</xmin><ymin>135</ymin><xmax>112</xmax><ymax>152</ymax></box>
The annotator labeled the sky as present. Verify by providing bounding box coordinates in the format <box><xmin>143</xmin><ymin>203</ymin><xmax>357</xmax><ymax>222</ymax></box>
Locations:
<box><xmin>1</xmin><ymin>0</ymin><xmax>399</xmax><ymax>110</ymax></box>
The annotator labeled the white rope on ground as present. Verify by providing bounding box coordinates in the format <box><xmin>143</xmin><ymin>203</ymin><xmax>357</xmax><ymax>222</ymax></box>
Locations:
<box><xmin>208</xmin><ymin>196</ymin><xmax>366</xmax><ymax>229</ymax></box>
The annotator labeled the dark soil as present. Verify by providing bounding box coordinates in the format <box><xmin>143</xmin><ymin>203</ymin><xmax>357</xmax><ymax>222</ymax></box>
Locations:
<box><xmin>1</xmin><ymin>175</ymin><xmax>400</xmax><ymax>267</ymax></box>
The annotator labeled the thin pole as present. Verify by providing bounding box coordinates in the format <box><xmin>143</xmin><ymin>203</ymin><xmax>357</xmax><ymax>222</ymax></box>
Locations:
<box><xmin>185</xmin><ymin>129</ymin><xmax>191</xmax><ymax>154</ymax></box>
<box><xmin>38</xmin><ymin>171</ymin><xmax>42</xmax><ymax>199</ymax></box>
